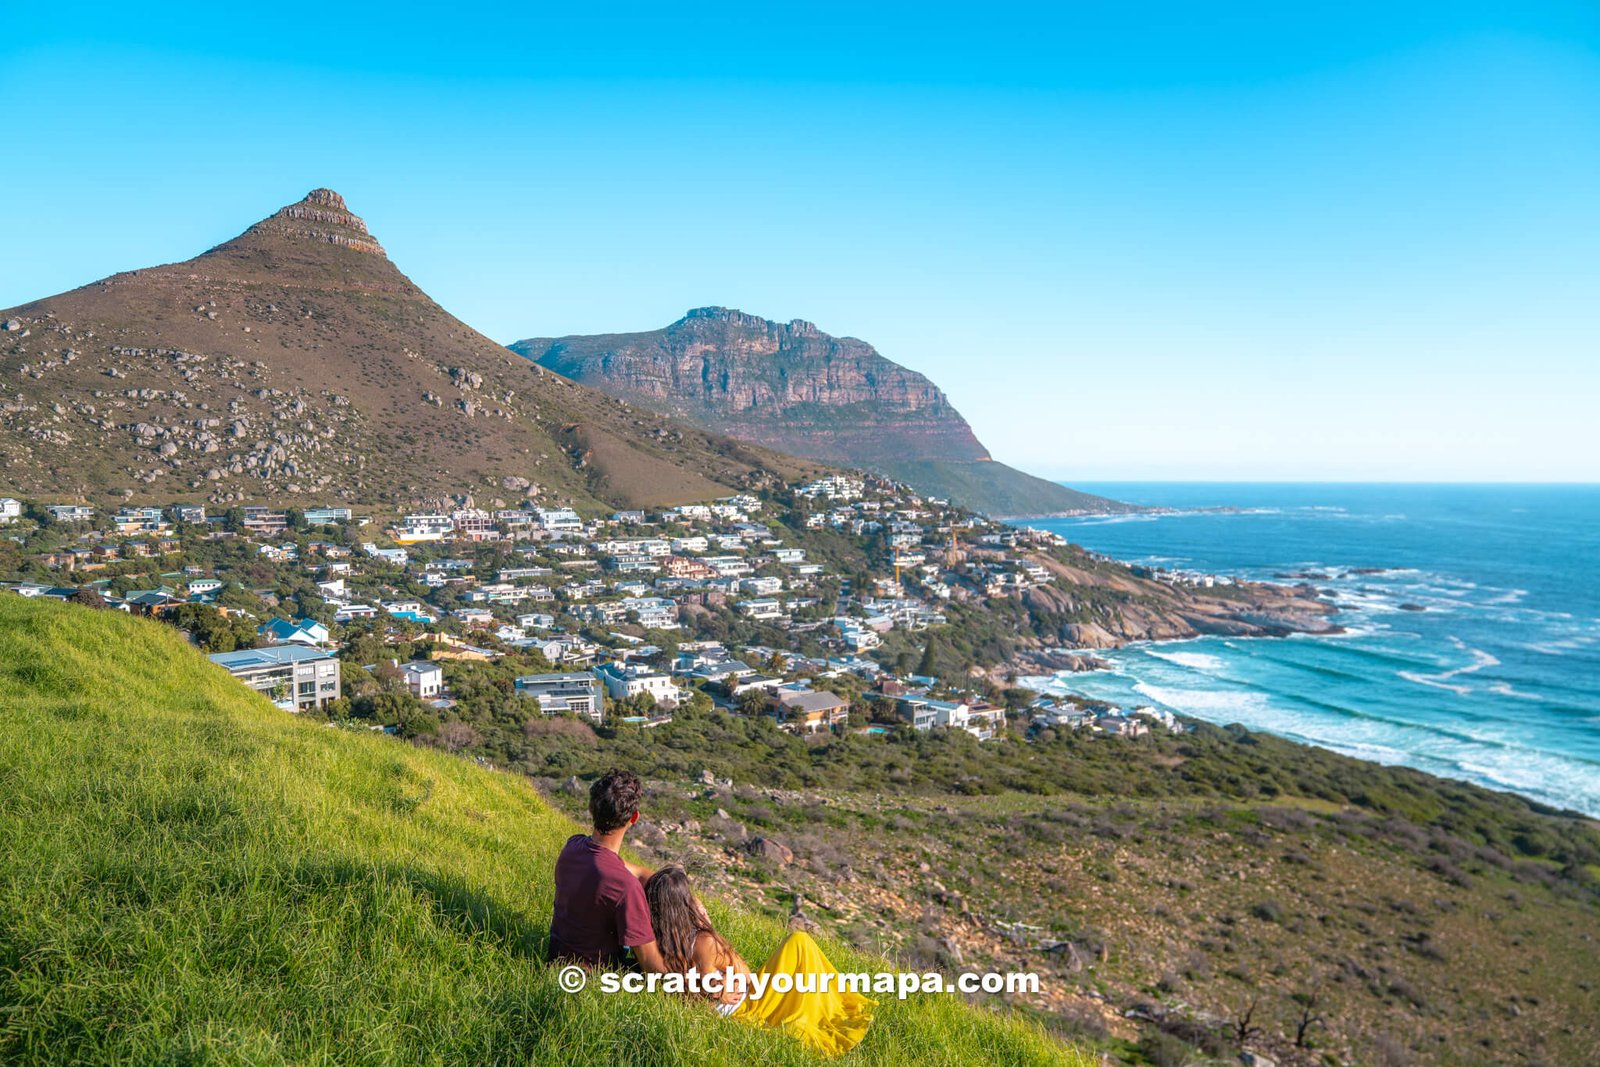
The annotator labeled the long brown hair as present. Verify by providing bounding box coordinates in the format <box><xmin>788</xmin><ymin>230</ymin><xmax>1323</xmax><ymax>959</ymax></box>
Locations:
<box><xmin>645</xmin><ymin>866</ymin><xmax>731</xmax><ymax>974</ymax></box>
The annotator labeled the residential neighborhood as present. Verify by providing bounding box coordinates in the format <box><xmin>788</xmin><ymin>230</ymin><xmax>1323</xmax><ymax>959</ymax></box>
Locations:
<box><xmin>0</xmin><ymin>476</ymin><xmax>1185</xmax><ymax>746</ymax></box>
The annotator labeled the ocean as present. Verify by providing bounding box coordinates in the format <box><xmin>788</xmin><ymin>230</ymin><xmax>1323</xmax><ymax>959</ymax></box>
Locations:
<box><xmin>1021</xmin><ymin>483</ymin><xmax>1600</xmax><ymax>817</ymax></box>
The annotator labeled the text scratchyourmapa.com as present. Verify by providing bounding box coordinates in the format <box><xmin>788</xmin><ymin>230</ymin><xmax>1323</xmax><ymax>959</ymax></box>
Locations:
<box><xmin>556</xmin><ymin>965</ymin><xmax>1041</xmax><ymax>1000</ymax></box>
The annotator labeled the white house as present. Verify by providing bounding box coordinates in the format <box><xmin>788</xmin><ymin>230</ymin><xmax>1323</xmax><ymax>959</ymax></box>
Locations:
<box><xmin>381</xmin><ymin>601</ymin><xmax>436</xmax><ymax>623</ymax></box>
<box><xmin>594</xmin><ymin>662</ymin><xmax>684</xmax><ymax>709</ymax></box>
<box><xmin>536</xmin><ymin>507</ymin><xmax>584</xmax><ymax>533</ymax></box>
<box><xmin>400</xmin><ymin>660</ymin><xmax>444</xmax><ymax>700</ymax></box>
<box><xmin>740</xmin><ymin>576</ymin><xmax>784</xmax><ymax>597</ymax></box>
<box><xmin>739</xmin><ymin>598</ymin><xmax>786</xmax><ymax>621</ymax></box>
<box><xmin>0</xmin><ymin>498</ymin><xmax>23</xmax><ymax>523</ymax></box>
<box><xmin>393</xmin><ymin>514</ymin><xmax>454</xmax><ymax>544</ymax></box>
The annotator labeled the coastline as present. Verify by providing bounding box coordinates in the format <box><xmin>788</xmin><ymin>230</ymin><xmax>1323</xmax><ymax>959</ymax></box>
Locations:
<box><xmin>1008</xmin><ymin>484</ymin><xmax>1600</xmax><ymax>818</ymax></box>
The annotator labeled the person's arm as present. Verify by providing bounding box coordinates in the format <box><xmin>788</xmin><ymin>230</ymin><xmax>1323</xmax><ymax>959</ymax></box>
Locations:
<box><xmin>616</xmin><ymin>868</ymin><xmax>662</xmax><ymax>970</ymax></box>
<box><xmin>693</xmin><ymin>933</ymin><xmax>750</xmax><ymax>1004</ymax></box>
<box><xmin>631</xmin><ymin>939</ymin><xmax>668</xmax><ymax>973</ymax></box>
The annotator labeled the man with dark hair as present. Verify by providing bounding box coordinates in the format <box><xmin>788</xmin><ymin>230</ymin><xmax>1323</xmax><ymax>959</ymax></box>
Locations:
<box><xmin>548</xmin><ymin>769</ymin><xmax>666</xmax><ymax>971</ymax></box>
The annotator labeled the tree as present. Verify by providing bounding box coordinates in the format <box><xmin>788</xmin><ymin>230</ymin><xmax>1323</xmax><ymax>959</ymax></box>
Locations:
<box><xmin>1293</xmin><ymin>991</ymin><xmax>1325</xmax><ymax>1049</ymax></box>
<box><xmin>1231</xmin><ymin>993</ymin><xmax>1263</xmax><ymax>1046</ymax></box>
<box><xmin>68</xmin><ymin>587</ymin><xmax>106</xmax><ymax>609</ymax></box>
<box><xmin>736</xmin><ymin>688</ymin><xmax>770</xmax><ymax>717</ymax></box>
<box><xmin>437</xmin><ymin>720</ymin><xmax>481</xmax><ymax>752</ymax></box>
<box><xmin>172</xmin><ymin>603</ymin><xmax>256</xmax><ymax>652</ymax></box>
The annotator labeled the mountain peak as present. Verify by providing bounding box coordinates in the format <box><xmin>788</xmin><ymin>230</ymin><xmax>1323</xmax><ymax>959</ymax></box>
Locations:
<box><xmin>679</xmin><ymin>306</ymin><xmax>821</xmax><ymax>338</ymax></box>
<box><xmin>235</xmin><ymin>187</ymin><xmax>386</xmax><ymax>257</ymax></box>
<box><xmin>513</xmin><ymin>310</ymin><xmax>1135</xmax><ymax>516</ymax></box>
<box><xmin>301</xmin><ymin>187</ymin><xmax>349</xmax><ymax>210</ymax></box>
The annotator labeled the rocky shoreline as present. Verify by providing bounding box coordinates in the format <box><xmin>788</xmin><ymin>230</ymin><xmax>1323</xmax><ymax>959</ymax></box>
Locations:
<box><xmin>991</xmin><ymin>557</ymin><xmax>1343</xmax><ymax>683</ymax></box>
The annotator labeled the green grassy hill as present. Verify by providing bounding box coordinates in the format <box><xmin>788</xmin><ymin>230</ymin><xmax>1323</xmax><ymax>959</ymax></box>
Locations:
<box><xmin>0</xmin><ymin>596</ymin><xmax>1084</xmax><ymax>1066</ymax></box>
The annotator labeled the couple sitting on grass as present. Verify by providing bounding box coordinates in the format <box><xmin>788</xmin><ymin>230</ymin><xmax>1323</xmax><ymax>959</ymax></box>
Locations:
<box><xmin>548</xmin><ymin>769</ymin><xmax>874</xmax><ymax>1057</ymax></box>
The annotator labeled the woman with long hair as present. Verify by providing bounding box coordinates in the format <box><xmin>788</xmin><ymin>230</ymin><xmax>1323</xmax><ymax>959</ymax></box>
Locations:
<box><xmin>644</xmin><ymin>865</ymin><xmax>875</xmax><ymax>1056</ymax></box>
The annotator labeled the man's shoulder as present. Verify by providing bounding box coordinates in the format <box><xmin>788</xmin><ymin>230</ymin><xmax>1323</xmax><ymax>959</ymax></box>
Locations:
<box><xmin>558</xmin><ymin>832</ymin><xmax>598</xmax><ymax>857</ymax></box>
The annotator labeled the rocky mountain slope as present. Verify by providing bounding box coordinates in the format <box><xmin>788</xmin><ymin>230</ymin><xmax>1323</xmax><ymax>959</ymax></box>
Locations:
<box><xmin>0</xmin><ymin>192</ymin><xmax>821</xmax><ymax>510</ymax></box>
<box><xmin>511</xmin><ymin>308</ymin><xmax>1128</xmax><ymax>517</ymax></box>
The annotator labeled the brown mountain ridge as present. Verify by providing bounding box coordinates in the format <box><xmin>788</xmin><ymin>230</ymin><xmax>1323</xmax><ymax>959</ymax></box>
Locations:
<box><xmin>0</xmin><ymin>190</ymin><xmax>823</xmax><ymax>511</ymax></box>
<box><xmin>511</xmin><ymin>308</ymin><xmax>1132</xmax><ymax>518</ymax></box>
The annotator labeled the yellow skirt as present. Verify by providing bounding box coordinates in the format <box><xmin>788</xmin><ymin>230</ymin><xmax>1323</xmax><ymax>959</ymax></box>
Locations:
<box><xmin>731</xmin><ymin>930</ymin><xmax>875</xmax><ymax>1056</ymax></box>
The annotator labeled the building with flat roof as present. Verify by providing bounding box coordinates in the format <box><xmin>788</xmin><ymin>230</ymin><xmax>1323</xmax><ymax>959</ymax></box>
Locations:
<box><xmin>400</xmin><ymin>660</ymin><xmax>444</xmax><ymax>700</ymax></box>
<box><xmin>515</xmin><ymin>672</ymin><xmax>604</xmax><ymax>721</ymax></box>
<box><xmin>593</xmin><ymin>662</ymin><xmax>684</xmax><ymax>710</ymax></box>
<box><xmin>208</xmin><ymin>645</ymin><xmax>340</xmax><ymax>711</ymax></box>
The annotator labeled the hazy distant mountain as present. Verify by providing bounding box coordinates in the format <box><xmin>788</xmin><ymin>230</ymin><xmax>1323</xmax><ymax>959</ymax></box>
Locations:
<box><xmin>512</xmin><ymin>308</ymin><xmax>1129</xmax><ymax>516</ymax></box>
<box><xmin>0</xmin><ymin>193</ymin><xmax>820</xmax><ymax>510</ymax></box>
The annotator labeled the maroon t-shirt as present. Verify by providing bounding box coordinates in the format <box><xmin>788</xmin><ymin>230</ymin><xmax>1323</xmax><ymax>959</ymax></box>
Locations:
<box><xmin>548</xmin><ymin>834</ymin><xmax>655</xmax><ymax>965</ymax></box>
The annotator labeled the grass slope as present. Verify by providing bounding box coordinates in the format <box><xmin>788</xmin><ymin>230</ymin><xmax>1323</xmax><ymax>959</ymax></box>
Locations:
<box><xmin>0</xmin><ymin>597</ymin><xmax>1084</xmax><ymax>1066</ymax></box>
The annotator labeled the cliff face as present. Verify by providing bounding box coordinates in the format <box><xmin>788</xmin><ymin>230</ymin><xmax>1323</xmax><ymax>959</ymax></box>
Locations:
<box><xmin>526</xmin><ymin>307</ymin><xmax>990</xmax><ymax>466</ymax></box>
<box><xmin>513</xmin><ymin>309</ymin><xmax>1130</xmax><ymax>516</ymax></box>
<box><xmin>0</xmin><ymin>195</ymin><xmax>822</xmax><ymax>509</ymax></box>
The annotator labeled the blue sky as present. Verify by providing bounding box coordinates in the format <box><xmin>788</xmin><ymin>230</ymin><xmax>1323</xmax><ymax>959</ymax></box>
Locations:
<box><xmin>3</xmin><ymin>2</ymin><xmax>1597</xmax><ymax>481</ymax></box>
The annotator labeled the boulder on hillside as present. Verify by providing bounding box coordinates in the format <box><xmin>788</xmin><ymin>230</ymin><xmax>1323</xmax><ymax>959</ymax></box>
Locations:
<box><xmin>744</xmin><ymin>835</ymin><xmax>794</xmax><ymax>865</ymax></box>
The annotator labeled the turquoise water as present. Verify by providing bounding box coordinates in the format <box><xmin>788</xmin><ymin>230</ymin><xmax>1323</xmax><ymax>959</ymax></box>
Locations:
<box><xmin>1023</xmin><ymin>484</ymin><xmax>1600</xmax><ymax>816</ymax></box>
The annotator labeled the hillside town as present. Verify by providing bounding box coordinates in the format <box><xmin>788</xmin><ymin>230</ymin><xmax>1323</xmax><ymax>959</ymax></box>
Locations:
<box><xmin>0</xmin><ymin>477</ymin><xmax>1181</xmax><ymax>744</ymax></box>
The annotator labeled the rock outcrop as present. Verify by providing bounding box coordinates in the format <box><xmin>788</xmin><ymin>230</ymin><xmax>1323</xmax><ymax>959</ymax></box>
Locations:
<box><xmin>511</xmin><ymin>309</ymin><xmax>1132</xmax><ymax>517</ymax></box>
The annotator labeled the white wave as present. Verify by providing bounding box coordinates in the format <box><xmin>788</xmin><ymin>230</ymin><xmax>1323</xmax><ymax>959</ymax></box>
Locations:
<box><xmin>1144</xmin><ymin>649</ymin><xmax>1226</xmax><ymax>671</ymax></box>
<box><xmin>1061</xmin><ymin>514</ymin><xmax>1160</xmax><ymax>527</ymax></box>
<box><xmin>1398</xmin><ymin>670</ymin><xmax>1472</xmax><ymax>696</ymax></box>
<box><xmin>1131</xmin><ymin>682</ymin><xmax>1270</xmax><ymax>716</ymax></box>
<box><xmin>1298</xmin><ymin>624</ymin><xmax>1388</xmax><ymax>640</ymax></box>
<box><xmin>1485</xmin><ymin>588</ymin><xmax>1530</xmax><ymax>606</ymax></box>
<box><xmin>1523</xmin><ymin>635</ymin><xmax>1596</xmax><ymax>656</ymax></box>
<box><xmin>1487</xmin><ymin>682</ymin><xmax>1545</xmax><ymax>703</ymax></box>
<box><xmin>1448</xmin><ymin>756</ymin><xmax>1600</xmax><ymax>811</ymax></box>
<box><xmin>1324</xmin><ymin>740</ymin><xmax>1415</xmax><ymax>766</ymax></box>
<box><xmin>1396</xmin><ymin>640</ymin><xmax>1499</xmax><ymax>696</ymax></box>
<box><xmin>1326</xmin><ymin>589</ymin><xmax>1418</xmax><ymax>615</ymax></box>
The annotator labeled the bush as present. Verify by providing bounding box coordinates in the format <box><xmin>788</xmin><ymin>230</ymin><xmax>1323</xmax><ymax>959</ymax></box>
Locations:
<box><xmin>1251</xmin><ymin>899</ymin><xmax>1286</xmax><ymax>924</ymax></box>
